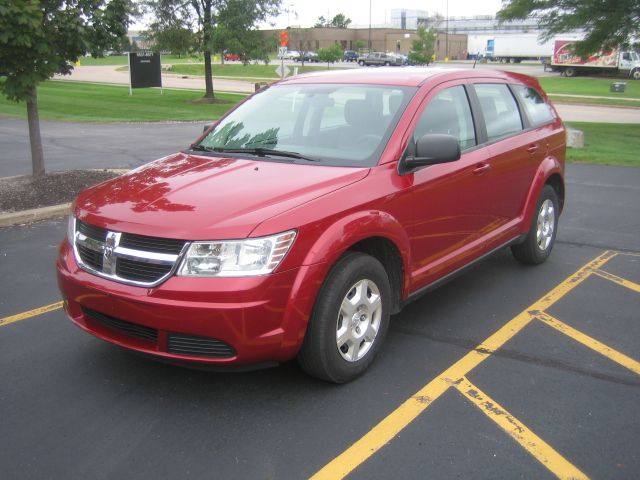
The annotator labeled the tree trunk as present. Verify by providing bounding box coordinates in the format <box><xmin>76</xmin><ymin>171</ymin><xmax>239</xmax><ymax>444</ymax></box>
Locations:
<box><xmin>204</xmin><ymin>50</ymin><xmax>215</xmax><ymax>98</ymax></box>
<box><xmin>202</xmin><ymin>3</ymin><xmax>215</xmax><ymax>99</ymax></box>
<box><xmin>26</xmin><ymin>86</ymin><xmax>45</xmax><ymax>178</ymax></box>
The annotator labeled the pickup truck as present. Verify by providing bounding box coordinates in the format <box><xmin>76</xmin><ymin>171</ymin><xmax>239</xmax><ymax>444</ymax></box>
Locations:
<box><xmin>358</xmin><ymin>52</ymin><xmax>402</xmax><ymax>66</ymax></box>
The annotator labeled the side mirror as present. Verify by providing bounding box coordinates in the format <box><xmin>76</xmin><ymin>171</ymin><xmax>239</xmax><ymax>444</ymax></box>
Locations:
<box><xmin>203</xmin><ymin>124</ymin><xmax>211</xmax><ymax>133</ymax></box>
<box><xmin>399</xmin><ymin>134</ymin><xmax>461</xmax><ymax>174</ymax></box>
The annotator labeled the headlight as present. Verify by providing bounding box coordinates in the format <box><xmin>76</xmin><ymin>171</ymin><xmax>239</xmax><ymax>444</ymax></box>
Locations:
<box><xmin>177</xmin><ymin>230</ymin><xmax>296</xmax><ymax>277</ymax></box>
<box><xmin>67</xmin><ymin>215</ymin><xmax>76</xmax><ymax>244</ymax></box>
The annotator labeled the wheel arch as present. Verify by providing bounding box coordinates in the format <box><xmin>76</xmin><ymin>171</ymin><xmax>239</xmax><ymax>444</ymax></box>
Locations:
<box><xmin>518</xmin><ymin>156</ymin><xmax>565</xmax><ymax>236</ymax></box>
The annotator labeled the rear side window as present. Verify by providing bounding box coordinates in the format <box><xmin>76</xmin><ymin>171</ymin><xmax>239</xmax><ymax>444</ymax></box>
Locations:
<box><xmin>413</xmin><ymin>85</ymin><xmax>476</xmax><ymax>151</ymax></box>
<box><xmin>512</xmin><ymin>85</ymin><xmax>555</xmax><ymax>126</ymax></box>
<box><xmin>474</xmin><ymin>84</ymin><xmax>523</xmax><ymax>142</ymax></box>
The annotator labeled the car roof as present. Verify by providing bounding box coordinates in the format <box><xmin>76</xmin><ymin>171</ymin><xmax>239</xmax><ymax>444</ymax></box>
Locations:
<box><xmin>280</xmin><ymin>67</ymin><xmax>535</xmax><ymax>88</ymax></box>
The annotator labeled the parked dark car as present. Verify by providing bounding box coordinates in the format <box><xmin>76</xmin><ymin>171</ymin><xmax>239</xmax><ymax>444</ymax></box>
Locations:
<box><xmin>294</xmin><ymin>51</ymin><xmax>318</xmax><ymax>63</ymax></box>
<box><xmin>343</xmin><ymin>50</ymin><xmax>359</xmax><ymax>62</ymax></box>
<box><xmin>58</xmin><ymin>68</ymin><xmax>565</xmax><ymax>383</ymax></box>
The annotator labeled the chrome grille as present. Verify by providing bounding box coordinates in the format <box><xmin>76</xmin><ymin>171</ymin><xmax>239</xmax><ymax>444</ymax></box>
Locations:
<box><xmin>73</xmin><ymin>219</ymin><xmax>187</xmax><ymax>287</ymax></box>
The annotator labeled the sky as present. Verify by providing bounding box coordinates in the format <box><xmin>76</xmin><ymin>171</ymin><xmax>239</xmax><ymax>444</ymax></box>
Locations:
<box><xmin>132</xmin><ymin>1</ymin><xmax>506</xmax><ymax>30</ymax></box>
<box><xmin>262</xmin><ymin>0</ymin><xmax>505</xmax><ymax>29</ymax></box>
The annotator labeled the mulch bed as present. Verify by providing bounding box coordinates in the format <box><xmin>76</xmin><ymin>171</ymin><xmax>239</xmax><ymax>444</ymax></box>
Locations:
<box><xmin>0</xmin><ymin>170</ymin><xmax>121</xmax><ymax>213</ymax></box>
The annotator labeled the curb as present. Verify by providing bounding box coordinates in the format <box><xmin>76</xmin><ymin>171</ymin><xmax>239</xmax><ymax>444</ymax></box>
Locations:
<box><xmin>0</xmin><ymin>203</ymin><xmax>71</xmax><ymax>228</ymax></box>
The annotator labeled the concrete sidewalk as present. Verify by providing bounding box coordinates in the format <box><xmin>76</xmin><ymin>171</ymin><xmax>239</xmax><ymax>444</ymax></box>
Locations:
<box><xmin>54</xmin><ymin>65</ymin><xmax>256</xmax><ymax>93</ymax></box>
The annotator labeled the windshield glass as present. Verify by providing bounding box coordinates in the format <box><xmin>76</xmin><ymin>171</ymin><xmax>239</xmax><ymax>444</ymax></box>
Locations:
<box><xmin>199</xmin><ymin>84</ymin><xmax>416</xmax><ymax>167</ymax></box>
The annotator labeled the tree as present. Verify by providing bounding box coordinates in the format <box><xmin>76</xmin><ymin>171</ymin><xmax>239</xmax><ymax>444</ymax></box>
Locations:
<box><xmin>211</xmin><ymin>3</ymin><xmax>276</xmax><ymax>65</ymax></box>
<box><xmin>314</xmin><ymin>16</ymin><xmax>328</xmax><ymax>28</ymax></box>
<box><xmin>145</xmin><ymin>0</ymin><xmax>280</xmax><ymax>100</ymax></box>
<box><xmin>354</xmin><ymin>39</ymin><xmax>366</xmax><ymax>51</ymax></box>
<box><xmin>145</xmin><ymin>19</ymin><xmax>196</xmax><ymax>57</ymax></box>
<box><xmin>293</xmin><ymin>28</ymin><xmax>314</xmax><ymax>66</ymax></box>
<box><xmin>0</xmin><ymin>0</ymin><xmax>133</xmax><ymax>178</ymax></box>
<box><xmin>316</xmin><ymin>43</ymin><xmax>343</xmax><ymax>68</ymax></box>
<box><xmin>408</xmin><ymin>27</ymin><xmax>436</xmax><ymax>66</ymax></box>
<box><xmin>330</xmin><ymin>13</ymin><xmax>351</xmax><ymax>28</ymax></box>
<box><xmin>498</xmin><ymin>0</ymin><xmax>640</xmax><ymax>57</ymax></box>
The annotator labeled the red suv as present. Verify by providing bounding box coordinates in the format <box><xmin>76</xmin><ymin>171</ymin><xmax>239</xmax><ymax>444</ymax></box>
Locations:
<box><xmin>57</xmin><ymin>68</ymin><xmax>565</xmax><ymax>383</ymax></box>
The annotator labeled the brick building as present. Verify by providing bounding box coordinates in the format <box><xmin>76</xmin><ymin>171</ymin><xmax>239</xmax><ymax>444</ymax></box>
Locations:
<box><xmin>264</xmin><ymin>27</ymin><xmax>467</xmax><ymax>61</ymax></box>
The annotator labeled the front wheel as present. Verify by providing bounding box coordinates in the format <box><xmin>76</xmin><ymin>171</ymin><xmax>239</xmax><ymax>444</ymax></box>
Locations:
<box><xmin>632</xmin><ymin>69</ymin><xmax>640</xmax><ymax>80</ymax></box>
<box><xmin>297</xmin><ymin>252</ymin><xmax>391</xmax><ymax>383</ymax></box>
<box><xmin>511</xmin><ymin>185</ymin><xmax>559</xmax><ymax>265</ymax></box>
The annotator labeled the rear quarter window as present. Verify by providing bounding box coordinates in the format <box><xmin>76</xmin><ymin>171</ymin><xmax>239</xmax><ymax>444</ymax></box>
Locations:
<box><xmin>512</xmin><ymin>84</ymin><xmax>555</xmax><ymax>126</ymax></box>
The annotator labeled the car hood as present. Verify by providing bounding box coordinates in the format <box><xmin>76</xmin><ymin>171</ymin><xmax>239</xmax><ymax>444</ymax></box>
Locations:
<box><xmin>74</xmin><ymin>152</ymin><xmax>369</xmax><ymax>239</ymax></box>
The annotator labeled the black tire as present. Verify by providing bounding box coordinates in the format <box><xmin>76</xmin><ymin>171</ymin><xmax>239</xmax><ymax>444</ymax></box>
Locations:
<box><xmin>632</xmin><ymin>68</ymin><xmax>640</xmax><ymax>80</ymax></box>
<box><xmin>358</xmin><ymin>60</ymin><xmax>364</xmax><ymax>66</ymax></box>
<box><xmin>564</xmin><ymin>66</ymin><xmax>576</xmax><ymax>77</ymax></box>
<box><xmin>297</xmin><ymin>252</ymin><xmax>391</xmax><ymax>383</ymax></box>
<box><xmin>511</xmin><ymin>185</ymin><xmax>559</xmax><ymax>265</ymax></box>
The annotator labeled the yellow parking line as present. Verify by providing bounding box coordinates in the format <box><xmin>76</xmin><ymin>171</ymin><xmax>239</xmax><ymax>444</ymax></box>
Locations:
<box><xmin>310</xmin><ymin>251</ymin><xmax>615</xmax><ymax>480</ymax></box>
<box><xmin>591</xmin><ymin>269</ymin><xmax>640</xmax><ymax>294</ymax></box>
<box><xmin>536</xmin><ymin>311</ymin><xmax>640</xmax><ymax>375</ymax></box>
<box><xmin>455</xmin><ymin>377</ymin><xmax>589</xmax><ymax>480</ymax></box>
<box><xmin>0</xmin><ymin>301</ymin><xmax>63</xmax><ymax>328</ymax></box>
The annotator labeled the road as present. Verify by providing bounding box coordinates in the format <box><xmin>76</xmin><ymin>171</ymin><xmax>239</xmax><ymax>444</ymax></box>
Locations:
<box><xmin>1</xmin><ymin>162</ymin><xmax>638</xmax><ymax>479</ymax></box>
<box><xmin>1</xmin><ymin>97</ymin><xmax>639</xmax><ymax>177</ymax></box>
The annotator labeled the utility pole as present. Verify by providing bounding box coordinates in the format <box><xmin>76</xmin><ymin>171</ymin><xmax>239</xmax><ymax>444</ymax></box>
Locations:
<box><xmin>445</xmin><ymin>0</ymin><xmax>449</xmax><ymax>60</ymax></box>
<box><xmin>368</xmin><ymin>0</ymin><xmax>372</xmax><ymax>51</ymax></box>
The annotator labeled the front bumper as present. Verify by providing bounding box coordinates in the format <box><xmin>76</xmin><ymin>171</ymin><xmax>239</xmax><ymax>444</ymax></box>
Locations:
<box><xmin>56</xmin><ymin>240</ymin><xmax>325</xmax><ymax>366</ymax></box>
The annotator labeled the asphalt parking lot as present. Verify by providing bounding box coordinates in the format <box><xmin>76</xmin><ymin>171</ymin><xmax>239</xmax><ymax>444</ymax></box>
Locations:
<box><xmin>1</xmin><ymin>163</ymin><xmax>638</xmax><ymax>479</ymax></box>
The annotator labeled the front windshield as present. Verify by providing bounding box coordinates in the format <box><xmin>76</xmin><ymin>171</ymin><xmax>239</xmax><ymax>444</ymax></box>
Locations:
<box><xmin>199</xmin><ymin>83</ymin><xmax>416</xmax><ymax>167</ymax></box>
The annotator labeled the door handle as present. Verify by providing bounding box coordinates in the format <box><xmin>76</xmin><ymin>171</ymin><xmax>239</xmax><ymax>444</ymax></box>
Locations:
<box><xmin>526</xmin><ymin>144</ymin><xmax>540</xmax><ymax>154</ymax></box>
<box><xmin>473</xmin><ymin>163</ymin><xmax>491</xmax><ymax>175</ymax></box>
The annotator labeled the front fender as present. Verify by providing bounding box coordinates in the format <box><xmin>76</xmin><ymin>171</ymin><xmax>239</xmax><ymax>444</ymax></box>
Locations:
<box><xmin>275</xmin><ymin>210</ymin><xmax>413</xmax><ymax>360</ymax></box>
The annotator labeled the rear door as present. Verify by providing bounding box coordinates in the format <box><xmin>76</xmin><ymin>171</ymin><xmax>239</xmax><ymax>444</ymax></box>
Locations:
<box><xmin>470</xmin><ymin>82</ymin><xmax>537</xmax><ymax>224</ymax></box>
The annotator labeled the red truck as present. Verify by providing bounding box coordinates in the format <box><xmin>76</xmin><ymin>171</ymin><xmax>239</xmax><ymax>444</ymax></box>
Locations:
<box><xmin>57</xmin><ymin>68</ymin><xmax>566</xmax><ymax>383</ymax></box>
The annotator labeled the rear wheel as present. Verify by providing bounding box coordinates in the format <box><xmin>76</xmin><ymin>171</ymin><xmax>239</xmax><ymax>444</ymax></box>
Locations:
<box><xmin>297</xmin><ymin>252</ymin><xmax>391</xmax><ymax>383</ymax></box>
<box><xmin>511</xmin><ymin>185</ymin><xmax>559</xmax><ymax>265</ymax></box>
<box><xmin>563</xmin><ymin>66</ymin><xmax>576</xmax><ymax>77</ymax></box>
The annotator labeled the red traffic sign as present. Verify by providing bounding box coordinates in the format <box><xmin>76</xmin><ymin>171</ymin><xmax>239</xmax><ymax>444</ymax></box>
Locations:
<box><xmin>279</xmin><ymin>31</ymin><xmax>289</xmax><ymax>47</ymax></box>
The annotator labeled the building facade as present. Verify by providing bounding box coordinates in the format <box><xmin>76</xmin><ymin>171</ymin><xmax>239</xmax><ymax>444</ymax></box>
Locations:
<box><xmin>264</xmin><ymin>27</ymin><xmax>467</xmax><ymax>60</ymax></box>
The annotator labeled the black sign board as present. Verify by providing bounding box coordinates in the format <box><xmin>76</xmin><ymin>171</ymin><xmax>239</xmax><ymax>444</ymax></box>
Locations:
<box><xmin>129</xmin><ymin>52</ymin><xmax>162</xmax><ymax>89</ymax></box>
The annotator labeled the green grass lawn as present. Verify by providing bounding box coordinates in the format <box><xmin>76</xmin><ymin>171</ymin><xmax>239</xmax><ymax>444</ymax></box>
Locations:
<box><xmin>565</xmin><ymin>122</ymin><xmax>640</xmax><ymax>166</ymax></box>
<box><xmin>0</xmin><ymin>80</ymin><xmax>244</xmax><ymax>122</ymax></box>
<box><xmin>539</xmin><ymin>77</ymin><xmax>640</xmax><ymax>99</ymax></box>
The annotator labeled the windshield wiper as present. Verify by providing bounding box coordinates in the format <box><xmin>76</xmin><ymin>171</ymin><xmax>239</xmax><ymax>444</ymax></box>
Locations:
<box><xmin>210</xmin><ymin>147</ymin><xmax>319</xmax><ymax>161</ymax></box>
<box><xmin>189</xmin><ymin>144</ymin><xmax>215</xmax><ymax>152</ymax></box>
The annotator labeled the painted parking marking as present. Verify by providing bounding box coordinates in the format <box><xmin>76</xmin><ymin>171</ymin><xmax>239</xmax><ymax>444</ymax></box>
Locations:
<box><xmin>536</xmin><ymin>311</ymin><xmax>640</xmax><ymax>375</ymax></box>
<box><xmin>0</xmin><ymin>301</ymin><xmax>63</xmax><ymax>328</ymax></box>
<box><xmin>591</xmin><ymin>268</ymin><xmax>640</xmax><ymax>293</ymax></box>
<box><xmin>454</xmin><ymin>377</ymin><xmax>588</xmax><ymax>480</ymax></box>
<box><xmin>311</xmin><ymin>250</ymin><xmax>639</xmax><ymax>480</ymax></box>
